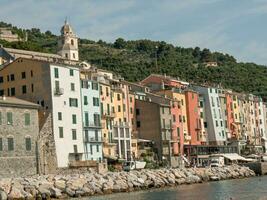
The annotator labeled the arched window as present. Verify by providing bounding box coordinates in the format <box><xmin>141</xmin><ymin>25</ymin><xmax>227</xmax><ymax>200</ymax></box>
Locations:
<box><xmin>71</xmin><ymin>39</ymin><xmax>74</xmax><ymax>45</ymax></box>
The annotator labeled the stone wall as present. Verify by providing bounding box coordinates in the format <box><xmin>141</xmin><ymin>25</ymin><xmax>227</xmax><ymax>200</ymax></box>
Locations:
<box><xmin>38</xmin><ymin>111</ymin><xmax>58</xmax><ymax>174</ymax></box>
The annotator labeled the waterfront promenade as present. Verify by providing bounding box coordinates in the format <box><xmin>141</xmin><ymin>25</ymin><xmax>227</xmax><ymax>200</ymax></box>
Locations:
<box><xmin>0</xmin><ymin>165</ymin><xmax>255</xmax><ymax>199</ymax></box>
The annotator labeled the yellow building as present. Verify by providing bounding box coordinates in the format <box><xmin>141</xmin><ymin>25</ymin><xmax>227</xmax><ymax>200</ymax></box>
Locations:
<box><xmin>156</xmin><ymin>89</ymin><xmax>189</xmax><ymax>144</ymax></box>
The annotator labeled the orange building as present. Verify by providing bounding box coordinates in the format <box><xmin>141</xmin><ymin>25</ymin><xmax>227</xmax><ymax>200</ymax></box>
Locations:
<box><xmin>185</xmin><ymin>90</ymin><xmax>202</xmax><ymax>146</ymax></box>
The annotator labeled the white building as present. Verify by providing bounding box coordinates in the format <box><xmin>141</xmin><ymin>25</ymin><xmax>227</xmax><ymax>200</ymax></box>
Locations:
<box><xmin>50</xmin><ymin>64</ymin><xmax>84</xmax><ymax>167</ymax></box>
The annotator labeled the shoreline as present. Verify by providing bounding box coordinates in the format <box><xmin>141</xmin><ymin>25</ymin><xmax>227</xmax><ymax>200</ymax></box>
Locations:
<box><xmin>0</xmin><ymin>165</ymin><xmax>255</xmax><ymax>199</ymax></box>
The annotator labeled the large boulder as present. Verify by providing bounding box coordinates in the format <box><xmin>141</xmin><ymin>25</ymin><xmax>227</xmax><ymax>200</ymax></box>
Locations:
<box><xmin>0</xmin><ymin>190</ymin><xmax>7</xmax><ymax>200</ymax></box>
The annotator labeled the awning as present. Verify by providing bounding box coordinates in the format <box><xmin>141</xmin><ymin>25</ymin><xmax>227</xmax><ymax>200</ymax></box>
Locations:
<box><xmin>222</xmin><ymin>153</ymin><xmax>247</xmax><ymax>161</ymax></box>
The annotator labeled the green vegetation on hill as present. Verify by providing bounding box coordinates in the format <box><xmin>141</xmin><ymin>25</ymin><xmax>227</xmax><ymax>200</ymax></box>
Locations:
<box><xmin>1</xmin><ymin>21</ymin><xmax>267</xmax><ymax>99</ymax></box>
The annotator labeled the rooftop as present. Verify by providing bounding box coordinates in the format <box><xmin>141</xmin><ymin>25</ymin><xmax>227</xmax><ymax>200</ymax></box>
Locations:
<box><xmin>0</xmin><ymin>97</ymin><xmax>39</xmax><ymax>109</ymax></box>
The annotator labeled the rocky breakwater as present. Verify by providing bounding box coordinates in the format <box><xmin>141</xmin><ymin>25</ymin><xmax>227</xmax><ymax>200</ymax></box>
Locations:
<box><xmin>0</xmin><ymin>164</ymin><xmax>255</xmax><ymax>199</ymax></box>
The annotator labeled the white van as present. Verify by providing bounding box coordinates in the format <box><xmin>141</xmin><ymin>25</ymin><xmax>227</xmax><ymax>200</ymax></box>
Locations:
<box><xmin>123</xmin><ymin>161</ymin><xmax>146</xmax><ymax>171</ymax></box>
<box><xmin>209</xmin><ymin>155</ymin><xmax>225</xmax><ymax>167</ymax></box>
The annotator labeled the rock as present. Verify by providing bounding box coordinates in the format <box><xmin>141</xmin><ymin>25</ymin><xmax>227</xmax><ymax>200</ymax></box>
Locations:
<box><xmin>0</xmin><ymin>179</ymin><xmax>11</xmax><ymax>194</ymax></box>
<box><xmin>8</xmin><ymin>187</ymin><xmax>24</xmax><ymax>199</ymax></box>
<box><xmin>54</xmin><ymin>180</ymin><xmax>66</xmax><ymax>190</ymax></box>
<box><xmin>210</xmin><ymin>176</ymin><xmax>220</xmax><ymax>181</ymax></box>
<box><xmin>49</xmin><ymin>187</ymin><xmax>62</xmax><ymax>198</ymax></box>
<box><xmin>65</xmin><ymin>188</ymin><xmax>75</xmax><ymax>197</ymax></box>
<box><xmin>0</xmin><ymin>190</ymin><xmax>7</xmax><ymax>200</ymax></box>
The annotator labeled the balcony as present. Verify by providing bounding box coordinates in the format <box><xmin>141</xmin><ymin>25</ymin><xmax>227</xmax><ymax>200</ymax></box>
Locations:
<box><xmin>54</xmin><ymin>87</ymin><xmax>64</xmax><ymax>96</ymax></box>
<box><xmin>102</xmin><ymin>111</ymin><xmax>116</xmax><ymax>118</ymax></box>
<box><xmin>113</xmin><ymin>121</ymin><xmax>130</xmax><ymax>128</ymax></box>
<box><xmin>162</xmin><ymin>125</ymin><xmax>173</xmax><ymax>130</ymax></box>
<box><xmin>84</xmin><ymin>122</ymin><xmax>102</xmax><ymax>129</ymax></box>
<box><xmin>84</xmin><ymin>136</ymin><xmax>103</xmax><ymax>143</ymax></box>
<box><xmin>103</xmin><ymin>137</ymin><xmax>117</xmax><ymax>146</ymax></box>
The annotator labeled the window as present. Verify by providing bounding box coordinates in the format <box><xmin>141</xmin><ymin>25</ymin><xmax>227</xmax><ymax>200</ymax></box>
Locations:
<box><xmin>24</xmin><ymin>113</ymin><xmax>30</xmax><ymax>126</ymax></box>
<box><xmin>117</xmin><ymin>94</ymin><xmax>121</xmax><ymax>101</ymax></box>
<box><xmin>137</xmin><ymin>121</ymin><xmax>141</xmax><ymax>128</ymax></box>
<box><xmin>90</xmin><ymin>145</ymin><xmax>93</xmax><ymax>155</ymax></box>
<box><xmin>72</xmin><ymin>129</ymin><xmax>77</xmax><ymax>140</ymax></box>
<box><xmin>71</xmin><ymin>83</ymin><xmax>75</xmax><ymax>91</ymax></box>
<box><xmin>0</xmin><ymin>138</ymin><xmax>2</xmax><ymax>151</ymax></box>
<box><xmin>177</xmin><ymin>127</ymin><xmax>180</xmax><ymax>137</ymax></box>
<box><xmin>96</xmin><ymin>144</ymin><xmax>99</xmax><ymax>152</ymax></box>
<box><xmin>21</xmin><ymin>72</ymin><xmax>26</xmax><ymax>79</ymax></box>
<box><xmin>54</xmin><ymin>68</ymin><xmax>59</xmax><ymax>78</ymax></box>
<box><xmin>8</xmin><ymin>137</ymin><xmax>14</xmax><ymax>151</ymax></box>
<box><xmin>204</xmin><ymin>122</ymin><xmax>208</xmax><ymax>128</ymax></box>
<box><xmin>85</xmin><ymin>112</ymin><xmax>89</xmax><ymax>126</ymax></box>
<box><xmin>71</xmin><ymin>39</ymin><xmax>74</xmax><ymax>45</ymax></box>
<box><xmin>22</xmin><ymin>85</ymin><xmax>27</xmax><ymax>94</ymax></box>
<box><xmin>94</xmin><ymin>114</ymin><xmax>100</xmax><ymax>126</ymax></box>
<box><xmin>216</xmin><ymin>121</ymin><xmax>218</xmax><ymax>127</ymax></box>
<box><xmin>106</xmin><ymin>87</ymin><xmax>109</xmax><ymax>96</ymax></box>
<box><xmin>162</xmin><ymin>107</ymin><xmax>165</xmax><ymax>114</ymax></box>
<box><xmin>58</xmin><ymin>112</ymin><xmax>62</xmax><ymax>120</ymax></box>
<box><xmin>200</xmin><ymin>112</ymin><xmax>203</xmax><ymax>118</ymax></box>
<box><xmin>0</xmin><ymin>112</ymin><xmax>1</xmax><ymax>125</ymax></box>
<box><xmin>72</xmin><ymin>114</ymin><xmax>77</xmax><ymax>124</ymax></box>
<box><xmin>173</xmin><ymin>115</ymin><xmax>176</xmax><ymax>122</ymax></box>
<box><xmin>118</xmin><ymin>105</ymin><xmax>121</xmax><ymax>112</ymax></box>
<box><xmin>59</xmin><ymin>127</ymin><xmax>63</xmax><ymax>138</ymax></box>
<box><xmin>95</xmin><ymin>130</ymin><xmax>99</xmax><ymax>141</ymax></box>
<box><xmin>25</xmin><ymin>137</ymin><xmax>31</xmax><ymax>151</ymax></box>
<box><xmin>70</xmin><ymin>69</ymin><xmax>74</xmax><ymax>76</ymax></box>
<box><xmin>10</xmin><ymin>74</ymin><xmax>15</xmax><ymax>81</ymax></box>
<box><xmin>7</xmin><ymin>112</ymin><xmax>13</xmax><ymax>125</ymax></box>
<box><xmin>93</xmin><ymin>97</ymin><xmax>99</xmax><ymax>106</ymax></box>
<box><xmin>74</xmin><ymin>145</ymin><xmax>78</xmax><ymax>153</ymax></box>
<box><xmin>69</xmin><ymin>98</ymin><xmax>78</xmax><ymax>107</ymax></box>
<box><xmin>7</xmin><ymin>75</ymin><xmax>9</xmax><ymax>82</ymax></box>
<box><xmin>11</xmin><ymin>87</ymin><xmax>15</xmax><ymax>96</ymax></box>
<box><xmin>84</xmin><ymin>96</ymin><xmax>88</xmax><ymax>105</ymax></box>
<box><xmin>130</xmin><ymin>107</ymin><xmax>133</xmax><ymax>114</ymax></box>
<box><xmin>136</xmin><ymin>109</ymin><xmax>140</xmax><ymax>115</ymax></box>
<box><xmin>31</xmin><ymin>70</ymin><xmax>33</xmax><ymax>77</ymax></box>
<box><xmin>183</xmin><ymin>116</ymin><xmax>186</xmax><ymax>122</ymax></box>
<box><xmin>0</xmin><ymin>76</ymin><xmax>3</xmax><ymax>83</ymax></box>
<box><xmin>92</xmin><ymin>82</ymin><xmax>98</xmax><ymax>90</ymax></box>
<box><xmin>31</xmin><ymin>84</ymin><xmax>34</xmax><ymax>92</ymax></box>
<box><xmin>130</xmin><ymin>97</ymin><xmax>133</xmax><ymax>103</ymax></box>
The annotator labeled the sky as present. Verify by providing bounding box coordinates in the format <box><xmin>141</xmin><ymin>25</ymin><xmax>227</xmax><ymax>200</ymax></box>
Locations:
<box><xmin>1</xmin><ymin>0</ymin><xmax>267</xmax><ymax>65</ymax></box>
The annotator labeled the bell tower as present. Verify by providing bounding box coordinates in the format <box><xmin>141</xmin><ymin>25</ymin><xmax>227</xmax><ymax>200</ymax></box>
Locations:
<box><xmin>57</xmin><ymin>20</ymin><xmax>79</xmax><ymax>61</ymax></box>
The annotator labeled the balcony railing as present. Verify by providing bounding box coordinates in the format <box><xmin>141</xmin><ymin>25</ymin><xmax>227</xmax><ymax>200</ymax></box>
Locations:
<box><xmin>84</xmin><ymin>122</ymin><xmax>102</xmax><ymax>128</ymax></box>
<box><xmin>54</xmin><ymin>88</ymin><xmax>64</xmax><ymax>96</ymax></box>
<box><xmin>162</xmin><ymin>125</ymin><xmax>173</xmax><ymax>130</ymax></box>
<box><xmin>84</xmin><ymin>137</ymin><xmax>103</xmax><ymax>143</ymax></box>
<box><xmin>113</xmin><ymin>121</ymin><xmax>130</xmax><ymax>127</ymax></box>
<box><xmin>102</xmin><ymin>111</ymin><xmax>116</xmax><ymax>118</ymax></box>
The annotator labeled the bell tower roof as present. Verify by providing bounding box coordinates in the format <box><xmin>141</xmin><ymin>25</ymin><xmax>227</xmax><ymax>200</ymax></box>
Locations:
<box><xmin>60</xmin><ymin>20</ymin><xmax>74</xmax><ymax>35</ymax></box>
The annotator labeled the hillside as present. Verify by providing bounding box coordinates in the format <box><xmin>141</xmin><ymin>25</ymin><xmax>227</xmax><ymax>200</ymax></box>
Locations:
<box><xmin>1</xmin><ymin>21</ymin><xmax>267</xmax><ymax>99</ymax></box>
